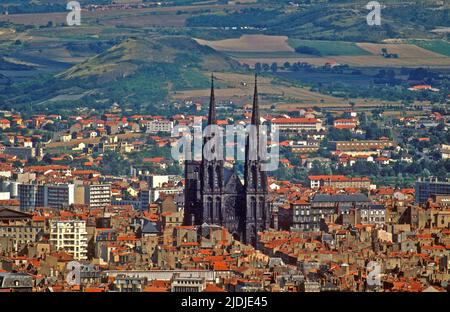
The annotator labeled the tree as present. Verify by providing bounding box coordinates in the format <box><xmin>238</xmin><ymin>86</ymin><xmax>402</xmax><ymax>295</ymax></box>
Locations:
<box><xmin>270</xmin><ymin>62</ymin><xmax>278</xmax><ymax>73</ymax></box>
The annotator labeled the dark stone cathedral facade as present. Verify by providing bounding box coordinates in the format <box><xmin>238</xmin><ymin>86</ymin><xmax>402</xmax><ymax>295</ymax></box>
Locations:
<box><xmin>184</xmin><ymin>75</ymin><xmax>270</xmax><ymax>246</ymax></box>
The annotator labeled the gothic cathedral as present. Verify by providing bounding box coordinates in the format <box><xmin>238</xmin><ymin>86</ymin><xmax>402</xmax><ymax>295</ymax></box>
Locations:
<box><xmin>184</xmin><ymin>75</ymin><xmax>270</xmax><ymax>246</ymax></box>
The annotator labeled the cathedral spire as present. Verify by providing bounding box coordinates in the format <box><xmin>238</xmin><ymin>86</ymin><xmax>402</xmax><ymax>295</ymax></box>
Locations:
<box><xmin>251</xmin><ymin>74</ymin><xmax>260</xmax><ymax>126</ymax></box>
<box><xmin>208</xmin><ymin>74</ymin><xmax>216</xmax><ymax>125</ymax></box>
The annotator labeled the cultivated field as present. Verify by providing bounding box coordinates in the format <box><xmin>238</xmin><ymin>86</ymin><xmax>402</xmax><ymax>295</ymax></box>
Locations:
<box><xmin>356</xmin><ymin>43</ymin><xmax>446</xmax><ymax>59</ymax></box>
<box><xmin>288</xmin><ymin>39</ymin><xmax>370</xmax><ymax>56</ymax></box>
<box><xmin>195</xmin><ymin>35</ymin><xmax>294</xmax><ymax>53</ymax></box>
<box><xmin>198</xmin><ymin>36</ymin><xmax>450</xmax><ymax>68</ymax></box>
<box><xmin>406</xmin><ymin>39</ymin><xmax>450</xmax><ymax>57</ymax></box>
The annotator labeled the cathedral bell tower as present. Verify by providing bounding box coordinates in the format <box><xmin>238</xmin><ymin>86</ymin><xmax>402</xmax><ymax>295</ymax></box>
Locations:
<box><xmin>244</xmin><ymin>74</ymin><xmax>270</xmax><ymax>246</ymax></box>
<box><xmin>201</xmin><ymin>75</ymin><xmax>225</xmax><ymax>225</ymax></box>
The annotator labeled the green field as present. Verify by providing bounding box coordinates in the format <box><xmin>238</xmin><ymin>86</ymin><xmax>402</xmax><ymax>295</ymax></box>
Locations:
<box><xmin>288</xmin><ymin>39</ymin><xmax>372</xmax><ymax>56</ymax></box>
<box><xmin>408</xmin><ymin>40</ymin><xmax>450</xmax><ymax>57</ymax></box>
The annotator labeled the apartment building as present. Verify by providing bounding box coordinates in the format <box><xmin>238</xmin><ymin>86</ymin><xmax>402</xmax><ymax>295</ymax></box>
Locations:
<box><xmin>333</xmin><ymin>118</ymin><xmax>359</xmax><ymax>131</ymax></box>
<box><xmin>18</xmin><ymin>184</ymin><xmax>44</xmax><ymax>211</ymax></box>
<box><xmin>415</xmin><ymin>178</ymin><xmax>450</xmax><ymax>205</ymax></box>
<box><xmin>0</xmin><ymin>208</ymin><xmax>43</xmax><ymax>253</ymax></box>
<box><xmin>308</xmin><ymin>175</ymin><xmax>371</xmax><ymax>189</ymax></box>
<box><xmin>291</xmin><ymin>200</ymin><xmax>311</xmax><ymax>231</ymax></box>
<box><xmin>85</xmin><ymin>184</ymin><xmax>112</xmax><ymax>209</ymax></box>
<box><xmin>49</xmin><ymin>220</ymin><xmax>88</xmax><ymax>260</ymax></box>
<box><xmin>18</xmin><ymin>183</ymin><xmax>75</xmax><ymax>211</ymax></box>
<box><xmin>328</xmin><ymin>140</ymin><xmax>395</xmax><ymax>155</ymax></box>
<box><xmin>358</xmin><ymin>205</ymin><xmax>386</xmax><ymax>226</ymax></box>
<box><xmin>146</xmin><ymin>119</ymin><xmax>174</xmax><ymax>133</ymax></box>
<box><xmin>271</xmin><ymin>118</ymin><xmax>323</xmax><ymax>133</ymax></box>
<box><xmin>46</xmin><ymin>184</ymin><xmax>75</xmax><ymax>209</ymax></box>
<box><xmin>306</xmin><ymin>193</ymin><xmax>371</xmax><ymax>231</ymax></box>
<box><xmin>171</xmin><ymin>274</ymin><xmax>206</xmax><ymax>292</ymax></box>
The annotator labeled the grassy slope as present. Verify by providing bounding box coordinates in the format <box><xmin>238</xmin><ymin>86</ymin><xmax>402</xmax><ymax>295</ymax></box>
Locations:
<box><xmin>407</xmin><ymin>40</ymin><xmax>450</xmax><ymax>57</ymax></box>
<box><xmin>287</xmin><ymin>39</ymin><xmax>372</xmax><ymax>56</ymax></box>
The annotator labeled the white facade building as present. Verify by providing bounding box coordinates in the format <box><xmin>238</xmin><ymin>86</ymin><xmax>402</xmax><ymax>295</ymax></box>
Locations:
<box><xmin>146</xmin><ymin>120</ymin><xmax>174</xmax><ymax>133</ymax></box>
<box><xmin>50</xmin><ymin>220</ymin><xmax>88</xmax><ymax>260</ymax></box>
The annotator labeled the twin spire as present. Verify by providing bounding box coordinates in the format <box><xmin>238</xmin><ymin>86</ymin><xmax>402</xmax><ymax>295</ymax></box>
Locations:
<box><xmin>207</xmin><ymin>73</ymin><xmax>259</xmax><ymax>126</ymax></box>
<box><xmin>208</xmin><ymin>74</ymin><xmax>216</xmax><ymax>125</ymax></box>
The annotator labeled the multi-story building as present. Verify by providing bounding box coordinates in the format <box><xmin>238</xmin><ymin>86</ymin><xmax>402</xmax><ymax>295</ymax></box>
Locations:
<box><xmin>49</xmin><ymin>220</ymin><xmax>88</xmax><ymax>260</ymax></box>
<box><xmin>271</xmin><ymin>117</ymin><xmax>323</xmax><ymax>133</ymax></box>
<box><xmin>291</xmin><ymin>200</ymin><xmax>311</xmax><ymax>231</ymax></box>
<box><xmin>0</xmin><ymin>208</ymin><xmax>43</xmax><ymax>252</ymax></box>
<box><xmin>308</xmin><ymin>193</ymin><xmax>371</xmax><ymax>231</ymax></box>
<box><xmin>171</xmin><ymin>274</ymin><xmax>206</xmax><ymax>292</ymax></box>
<box><xmin>85</xmin><ymin>184</ymin><xmax>111</xmax><ymax>209</ymax></box>
<box><xmin>146</xmin><ymin>119</ymin><xmax>174</xmax><ymax>133</ymax></box>
<box><xmin>18</xmin><ymin>184</ymin><xmax>44</xmax><ymax>211</ymax></box>
<box><xmin>308</xmin><ymin>175</ymin><xmax>371</xmax><ymax>190</ymax></box>
<box><xmin>333</xmin><ymin>118</ymin><xmax>358</xmax><ymax>131</ymax></box>
<box><xmin>139</xmin><ymin>175</ymin><xmax>182</xmax><ymax>209</ymax></box>
<box><xmin>415</xmin><ymin>178</ymin><xmax>450</xmax><ymax>205</ymax></box>
<box><xmin>45</xmin><ymin>184</ymin><xmax>75</xmax><ymax>209</ymax></box>
<box><xmin>328</xmin><ymin>140</ymin><xmax>395</xmax><ymax>156</ymax></box>
<box><xmin>18</xmin><ymin>183</ymin><xmax>75</xmax><ymax>211</ymax></box>
<box><xmin>114</xmin><ymin>274</ymin><xmax>147</xmax><ymax>292</ymax></box>
<box><xmin>290</xmin><ymin>140</ymin><xmax>320</xmax><ymax>154</ymax></box>
<box><xmin>357</xmin><ymin>204</ymin><xmax>386</xmax><ymax>226</ymax></box>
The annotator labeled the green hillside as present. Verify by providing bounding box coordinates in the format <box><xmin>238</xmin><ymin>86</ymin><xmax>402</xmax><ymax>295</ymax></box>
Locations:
<box><xmin>0</xmin><ymin>36</ymin><xmax>241</xmax><ymax>113</ymax></box>
<box><xmin>187</xmin><ymin>3</ymin><xmax>450</xmax><ymax>42</ymax></box>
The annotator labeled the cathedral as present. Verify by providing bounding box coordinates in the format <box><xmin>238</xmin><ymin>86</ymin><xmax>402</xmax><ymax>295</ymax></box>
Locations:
<box><xmin>184</xmin><ymin>75</ymin><xmax>271</xmax><ymax>246</ymax></box>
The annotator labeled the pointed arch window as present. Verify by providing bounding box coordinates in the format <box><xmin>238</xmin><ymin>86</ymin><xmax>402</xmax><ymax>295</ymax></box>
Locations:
<box><xmin>215</xmin><ymin>165</ymin><xmax>221</xmax><ymax>189</ymax></box>
<box><xmin>252</xmin><ymin>165</ymin><xmax>258</xmax><ymax>189</ymax></box>
<box><xmin>251</xmin><ymin>196</ymin><xmax>256</xmax><ymax>218</ymax></box>
<box><xmin>208</xmin><ymin>166</ymin><xmax>214</xmax><ymax>190</ymax></box>
<box><xmin>216</xmin><ymin>197</ymin><xmax>222</xmax><ymax>222</ymax></box>
<box><xmin>207</xmin><ymin>197</ymin><xmax>213</xmax><ymax>219</ymax></box>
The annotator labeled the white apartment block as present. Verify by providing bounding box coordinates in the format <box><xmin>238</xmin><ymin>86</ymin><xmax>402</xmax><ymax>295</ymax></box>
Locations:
<box><xmin>49</xmin><ymin>220</ymin><xmax>88</xmax><ymax>260</ymax></box>
<box><xmin>271</xmin><ymin>118</ymin><xmax>323</xmax><ymax>133</ymax></box>
<box><xmin>146</xmin><ymin>119</ymin><xmax>174</xmax><ymax>133</ymax></box>
<box><xmin>85</xmin><ymin>184</ymin><xmax>111</xmax><ymax>209</ymax></box>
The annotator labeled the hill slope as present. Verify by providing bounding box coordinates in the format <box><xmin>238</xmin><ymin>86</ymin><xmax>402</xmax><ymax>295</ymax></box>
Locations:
<box><xmin>0</xmin><ymin>36</ymin><xmax>241</xmax><ymax>113</ymax></box>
